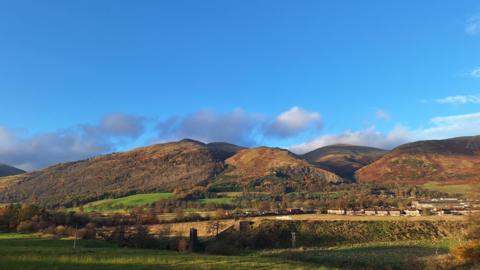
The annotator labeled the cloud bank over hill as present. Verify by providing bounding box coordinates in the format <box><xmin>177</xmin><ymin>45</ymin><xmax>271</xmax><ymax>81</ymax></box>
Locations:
<box><xmin>0</xmin><ymin>113</ymin><xmax>147</xmax><ymax>171</ymax></box>
<box><xmin>2</xmin><ymin>108</ymin><xmax>480</xmax><ymax>170</ymax></box>
<box><xmin>290</xmin><ymin>112</ymin><xmax>480</xmax><ymax>153</ymax></box>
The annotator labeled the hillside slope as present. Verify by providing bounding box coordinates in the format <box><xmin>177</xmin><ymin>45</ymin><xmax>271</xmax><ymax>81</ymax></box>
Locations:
<box><xmin>0</xmin><ymin>140</ymin><xmax>228</xmax><ymax>207</ymax></box>
<box><xmin>302</xmin><ymin>144</ymin><xmax>386</xmax><ymax>179</ymax></box>
<box><xmin>356</xmin><ymin>136</ymin><xmax>480</xmax><ymax>185</ymax></box>
<box><xmin>218</xmin><ymin>147</ymin><xmax>343</xmax><ymax>191</ymax></box>
<box><xmin>0</xmin><ymin>164</ymin><xmax>25</xmax><ymax>177</ymax></box>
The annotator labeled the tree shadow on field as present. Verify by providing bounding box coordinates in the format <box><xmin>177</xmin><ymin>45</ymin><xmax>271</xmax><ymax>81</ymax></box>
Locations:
<box><xmin>267</xmin><ymin>244</ymin><xmax>450</xmax><ymax>270</ymax></box>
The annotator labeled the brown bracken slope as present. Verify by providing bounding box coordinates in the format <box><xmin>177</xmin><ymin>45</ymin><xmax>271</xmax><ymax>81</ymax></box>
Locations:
<box><xmin>301</xmin><ymin>144</ymin><xmax>387</xmax><ymax>180</ymax></box>
<box><xmin>356</xmin><ymin>136</ymin><xmax>480</xmax><ymax>185</ymax></box>
<box><xmin>225</xmin><ymin>147</ymin><xmax>343</xmax><ymax>183</ymax></box>
<box><xmin>0</xmin><ymin>140</ymin><xmax>344</xmax><ymax>207</ymax></box>
<box><xmin>0</xmin><ymin>140</ymin><xmax>230</xmax><ymax>207</ymax></box>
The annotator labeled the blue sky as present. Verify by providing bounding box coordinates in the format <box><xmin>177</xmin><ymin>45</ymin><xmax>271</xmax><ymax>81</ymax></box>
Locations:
<box><xmin>1</xmin><ymin>1</ymin><xmax>480</xmax><ymax>170</ymax></box>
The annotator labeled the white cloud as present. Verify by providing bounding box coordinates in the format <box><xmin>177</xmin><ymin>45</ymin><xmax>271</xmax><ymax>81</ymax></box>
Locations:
<box><xmin>466</xmin><ymin>15</ymin><xmax>480</xmax><ymax>36</ymax></box>
<box><xmin>418</xmin><ymin>112</ymin><xmax>480</xmax><ymax>139</ymax></box>
<box><xmin>4</xmin><ymin>108</ymin><xmax>480</xmax><ymax>171</ymax></box>
<box><xmin>264</xmin><ymin>106</ymin><xmax>322</xmax><ymax>138</ymax></box>
<box><xmin>471</xmin><ymin>67</ymin><xmax>480</xmax><ymax>78</ymax></box>
<box><xmin>157</xmin><ymin>106</ymin><xmax>323</xmax><ymax>143</ymax></box>
<box><xmin>289</xmin><ymin>126</ymin><xmax>410</xmax><ymax>154</ymax></box>
<box><xmin>290</xmin><ymin>112</ymin><xmax>480</xmax><ymax>154</ymax></box>
<box><xmin>0</xmin><ymin>127</ymin><xmax>110</xmax><ymax>171</ymax></box>
<box><xmin>436</xmin><ymin>95</ymin><xmax>480</xmax><ymax>105</ymax></box>
<box><xmin>375</xmin><ymin>110</ymin><xmax>391</xmax><ymax>121</ymax></box>
<box><xmin>0</xmin><ymin>113</ymin><xmax>146</xmax><ymax>171</ymax></box>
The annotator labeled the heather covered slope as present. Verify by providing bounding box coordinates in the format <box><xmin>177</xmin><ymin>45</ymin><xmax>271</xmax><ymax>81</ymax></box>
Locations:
<box><xmin>223</xmin><ymin>147</ymin><xmax>343</xmax><ymax>188</ymax></box>
<box><xmin>0</xmin><ymin>164</ymin><xmax>25</xmax><ymax>177</ymax></box>
<box><xmin>356</xmin><ymin>136</ymin><xmax>480</xmax><ymax>185</ymax></box>
<box><xmin>0</xmin><ymin>140</ymin><xmax>227</xmax><ymax>207</ymax></box>
<box><xmin>302</xmin><ymin>144</ymin><xmax>386</xmax><ymax>179</ymax></box>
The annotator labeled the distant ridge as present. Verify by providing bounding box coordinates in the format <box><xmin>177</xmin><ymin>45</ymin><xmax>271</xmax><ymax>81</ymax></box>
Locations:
<box><xmin>0</xmin><ymin>163</ymin><xmax>25</xmax><ymax>177</ymax></box>
<box><xmin>302</xmin><ymin>144</ymin><xmax>387</xmax><ymax>179</ymax></box>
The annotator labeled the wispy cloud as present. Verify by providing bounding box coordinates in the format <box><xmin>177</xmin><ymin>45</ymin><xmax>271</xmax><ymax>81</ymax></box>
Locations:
<box><xmin>466</xmin><ymin>15</ymin><xmax>480</xmax><ymax>36</ymax></box>
<box><xmin>471</xmin><ymin>67</ymin><xmax>480</xmax><ymax>78</ymax></box>
<box><xmin>375</xmin><ymin>110</ymin><xmax>391</xmax><ymax>121</ymax></box>
<box><xmin>436</xmin><ymin>95</ymin><xmax>480</xmax><ymax>105</ymax></box>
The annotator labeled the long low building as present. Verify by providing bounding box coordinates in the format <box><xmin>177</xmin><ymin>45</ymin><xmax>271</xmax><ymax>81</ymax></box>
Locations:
<box><xmin>411</xmin><ymin>198</ymin><xmax>476</xmax><ymax>210</ymax></box>
<box><xmin>327</xmin><ymin>209</ymin><xmax>407</xmax><ymax>216</ymax></box>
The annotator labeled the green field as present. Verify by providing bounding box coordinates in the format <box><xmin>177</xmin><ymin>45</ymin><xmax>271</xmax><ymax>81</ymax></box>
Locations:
<box><xmin>0</xmin><ymin>233</ymin><xmax>323</xmax><ymax>270</ymax></box>
<box><xmin>421</xmin><ymin>182</ymin><xmax>478</xmax><ymax>197</ymax></box>
<box><xmin>77</xmin><ymin>193</ymin><xmax>173</xmax><ymax>212</ymax></box>
<box><xmin>262</xmin><ymin>239</ymin><xmax>460</xmax><ymax>270</ymax></box>
<box><xmin>0</xmin><ymin>233</ymin><xmax>460</xmax><ymax>270</ymax></box>
<box><xmin>199</xmin><ymin>197</ymin><xmax>235</xmax><ymax>205</ymax></box>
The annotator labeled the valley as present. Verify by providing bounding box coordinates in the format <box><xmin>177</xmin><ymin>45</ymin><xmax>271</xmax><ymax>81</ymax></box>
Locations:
<box><xmin>0</xmin><ymin>136</ymin><xmax>479</xmax><ymax>270</ymax></box>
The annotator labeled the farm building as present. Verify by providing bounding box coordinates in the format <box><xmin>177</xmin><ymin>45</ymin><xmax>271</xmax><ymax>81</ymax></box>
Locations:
<box><xmin>376</xmin><ymin>210</ymin><xmax>388</xmax><ymax>216</ymax></box>
<box><xmin>388</xmin><ymin>210</ymin><xmax>401</xmax><ymax>216</ymax></box>
<box><xmin>404</xmin><ymin>209</ymin><xmax>420</xmax><ymax>216</ymax></box>
<box><xmin>327</xmin><ymin>209</ymin><xmax>345</xmax><ymax>215</ymax></box>
<box><xmin>411</xmin><ymin>198</ymin><xmax>472</xmax><ymax>210</ymax></box>
<box><xmin>451</xmin><ymin>210</ymin><xmax>471</xmax><ymax>215</ymax></box>
<box><xmin>353</xmin><ymin>210</ymin><xmax>365</xmax><ymax>215</ymax></box>
<box><xmin>364</xmin><ymin>209</ymin><xmax>376</xmax><ymax>216</ymax></box>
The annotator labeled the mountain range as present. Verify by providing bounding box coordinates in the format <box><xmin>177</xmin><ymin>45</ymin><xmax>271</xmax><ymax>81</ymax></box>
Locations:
<box><xmin>0</xmin><ymin>135</ymin><xmax>479</xmax><ymax>207</ymax></box>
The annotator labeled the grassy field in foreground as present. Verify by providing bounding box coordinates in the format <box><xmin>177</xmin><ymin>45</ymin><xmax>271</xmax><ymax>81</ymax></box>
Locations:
<box><xmin>0</xmin><ymin>233</ymin><xmax>461</xmax><ymax>270</ymax></box>
<box><xmin>0</xmin><ymin>233</ymin><xmax>324</xmax><ymax>270</ymax></box>
<box><xmin>262</xmin><ymin>239</ymin><xmax>460</xmax><ymax>270</ymax></box>
<box><xmin>76</xmin><ymin>193</ymin><xmax>173</xmax><ymax>212</ymax></box>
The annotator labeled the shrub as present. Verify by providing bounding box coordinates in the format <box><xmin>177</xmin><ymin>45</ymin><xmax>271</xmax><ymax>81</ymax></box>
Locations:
<box><xmin>54</xmin><ymin>225</ymin><xmax>66</xmax><ymax>236</ymax></box>
<box><xmin>17</xmin><ymin>221</ymin><xmax>35</xmax><ymax>233</ymax></box>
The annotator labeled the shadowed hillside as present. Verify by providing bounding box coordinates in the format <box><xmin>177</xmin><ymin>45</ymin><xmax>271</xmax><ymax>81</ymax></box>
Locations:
<box><xmin>356</xmin><ymin>136</ymin><xmax>480</xmax><ymax>185</ymax></box>
<box><xmin>206</xmin><ymin>142</ymin><xmax>246</xmax><ymax>161</ymax></box>
<box><xmin>0</xmin><ymin>164</ymin><xmax>25</xmax><ymax>177</ymax></box>
<box><xmin>302</xmin><ymin>144</ymin><xmax>387</xmax><ymax>180</ymax></box>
